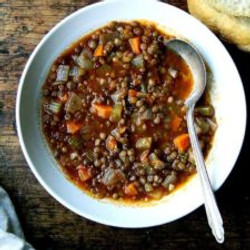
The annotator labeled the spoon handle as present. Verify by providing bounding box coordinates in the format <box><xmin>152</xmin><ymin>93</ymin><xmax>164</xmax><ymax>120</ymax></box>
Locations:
<box><xmin>186</xmin><ymin>104</ymin><xmax>224</xmax><ymax>243</ymax></box>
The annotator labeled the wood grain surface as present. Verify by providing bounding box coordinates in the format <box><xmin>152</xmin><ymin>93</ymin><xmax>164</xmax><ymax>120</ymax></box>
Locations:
<box><xmin>0</xmin><ymin>1</ymin><xmax>249</xmax><ymax>249</ymax></box>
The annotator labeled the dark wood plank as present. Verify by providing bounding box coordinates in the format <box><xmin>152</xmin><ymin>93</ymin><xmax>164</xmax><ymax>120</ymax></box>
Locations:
<box><xmin>0</xmin><ymin>1</ymin><xmax>250</xmax><ymax>249</ymax></box>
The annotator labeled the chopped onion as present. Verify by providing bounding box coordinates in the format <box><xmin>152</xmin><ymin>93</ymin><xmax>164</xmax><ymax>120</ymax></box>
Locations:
<box><xmin>70</xmin><ymin>152</ymin><xmax>79</xmax><ymax>160</ymax></box>
<box><xmin>149</xmin><ymin>153</ymin><xmax>165</xmax><ymax>169</ymax></box>
<box><xmin>140</xmin><ymin>150</ymin><xmax>150</xmax><ymax>163</ymax></box>
<box><xmin>111</xmin><ymin>128</ymin><xmax>120</xmax><ymax>139</ymax></box>
<box><xmin>206</xmin><ymin>118</ymin><xmax>217</xmax><ymax>131</ymax></box>
<box><xmin>140</xmin><ymin>108</ymin><xmax>153</xmax><ymax>120</ymax></box>
<box><xmin>56</xmin><ymin>65</ymin><xmax>70</xmax><ymax>82</ymax></box>
<box><xmin>111</xmin><ymin>89</ymin><xmax>126</xmax><ymax>103</ymax></box>
<box><xmin>102</xmin><ymin>168</ymin><xmax>125</xmax><ymax>186</ymax></box>
<box><xmin>194</xmin><ymin>122</ymin><xmax>202</xmax><ymax>134</ymax></box>
<box><xmin>74</xmin><ymin>48</ymin><xmax>94</xmax><ymax>69</ymax></box>
<box><xmin>168</xmin><ymin>67</ymin><xmax>178</xmax><ymax>78</ymax></box>
<box><xmin>132</xmin><ymin>55</ymin><xmax>144</xmax><ymax>68</ymax></box>
<box><xmin>69</xmin><ymin>66</ymin><xmax>86</xmax><ymax>77</ymax></box>
<box><xmin>76</xmin><ymin>55</ymin><xmax>93</xmax><ymax>69</ymax></box>
<box><xmin>65</xmin><ymin>93</ymin><xmax>82</xmax><ymax>113</ymax></box>
<box><xmin>81</xmin><ymin>48</ymin><xmax>92</xmax><ymax>58</ymax></box>
<box><xmin>195</xmin><ymin>117</ymin><xmax>210</xmax><ymax>133</ymax></box>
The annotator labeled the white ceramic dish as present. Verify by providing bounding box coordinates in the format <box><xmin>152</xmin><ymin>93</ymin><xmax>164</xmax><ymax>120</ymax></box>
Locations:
<box><xmin>16</xmin><ymin>0</ymin><xmax>246</xmax><ymax>227</ymax></box>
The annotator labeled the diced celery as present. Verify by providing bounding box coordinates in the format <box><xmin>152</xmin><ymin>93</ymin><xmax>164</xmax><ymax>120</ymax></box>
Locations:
<box><xmin>68</xmin><ymin>136</ymin><xmax>82</xmax><ymax>149</ymax></box>
<box><xmin>136</xmin><ymin>137</ymin><xmax>152</xmax><ymax>150</ymax></box>
<box><xmin>196</xmin><ymin>106</ymin><xmax>214</xmax><ymax>116</ymax></box>
<box><xmin>141</xmin><ymin>83</ymin><xmax>147</xmax><ymax>93</ymax></box>
<box><xmin>85</xmin><ymin>151</ymin><xmax>93</xmax><ymax>161</ymax></box>
<box><xmin>111</xmin><ymin>104</ymin><xmax>123</xmax><ymax>122</ymax></box>
<box><xmin>46</xmin><ymin>102</ymin><xmax>62</xmax><ymax>114</ymax></box>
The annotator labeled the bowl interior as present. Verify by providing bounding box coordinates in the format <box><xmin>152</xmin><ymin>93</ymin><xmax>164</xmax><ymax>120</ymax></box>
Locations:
<box><xmin>16</xmin><ymin>0</ymin><xmax>246</xmax><ymax>227</ymax></box>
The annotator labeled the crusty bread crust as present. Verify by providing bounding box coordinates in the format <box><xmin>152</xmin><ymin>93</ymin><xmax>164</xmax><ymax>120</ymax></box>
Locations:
<box><xmin>209</xmin><ymin>0</ymin><xmax>250</xmax><ymax>18</ymax></box>
<box><xmin>187</xmin><ymin>0</ymin><xmax>250</xmax><ymax>52</ymax></box>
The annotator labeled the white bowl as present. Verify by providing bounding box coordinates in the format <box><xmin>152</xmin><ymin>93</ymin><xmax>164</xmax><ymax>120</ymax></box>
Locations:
<box><xmin>16</xmin><ymin>0</ymin><xmax>246</xmax><ymax>227</ymax></box>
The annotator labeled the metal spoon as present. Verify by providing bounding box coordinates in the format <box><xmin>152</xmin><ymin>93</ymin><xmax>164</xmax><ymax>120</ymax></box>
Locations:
<box><xmin>166</xmin><ymin>39</ymin><xmax>224</xmax><ymax>243</ymax></box>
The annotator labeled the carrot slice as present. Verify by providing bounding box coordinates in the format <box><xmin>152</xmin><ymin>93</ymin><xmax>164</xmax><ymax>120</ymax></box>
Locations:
<box><xmin>124</xmin><ymin>182</ymin><xmax>138</xmax><ymax>196</ymax></box>
<box><xmin>94</xmin><ymin>44</ymin><xmax>104</xmax><ymax>57</ymax></box>
<box><xmin>173</xmin><ymin>133</ymin><xmax>190</xmax><ymax>153</ymax></box>
<box><xmin>129</xmin><ymin>37</ymin><xmax>141</xmax><ymax>54</ymax></box>
<box><xmin>66</xmin><ymin>121</ymin><xmax>82</xmax><ymax>134</ymax></box>
<box><xmin>77</xmin><ymin>165</ymin><xmax>92</xmax><ymax>182</ymax></box>
<box><xmin>171</xmin><ymin>116</ymin><xmax>182</xmax><ymax>132</ymax></box>
<box><xmin>93</xmin><ymin>104</ymin><xmax>112</xmax><ymax>119</ymax></box>
<box><xmin>128</xmin><ymin>89</ymin><xmax>137</xmax><ymax>97</ymax></box>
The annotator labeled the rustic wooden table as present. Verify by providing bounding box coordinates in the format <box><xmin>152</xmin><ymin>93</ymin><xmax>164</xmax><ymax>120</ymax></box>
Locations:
<box><xmin>0</xmin><ymin>0</ymin><xmax>249</xmax><ymax>249</ymax></box>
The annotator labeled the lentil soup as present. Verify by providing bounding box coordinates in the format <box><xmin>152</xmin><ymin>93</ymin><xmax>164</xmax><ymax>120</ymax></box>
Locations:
<box><xmin>41</xmin><ymin>21</ymin><xmax>216</xmax><ymax>202</ymax></box>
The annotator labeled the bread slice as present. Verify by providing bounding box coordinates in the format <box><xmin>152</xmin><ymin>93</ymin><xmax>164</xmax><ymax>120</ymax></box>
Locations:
<box><xmin>187</xmin><ymin>0</ymin><xmax>250</xmax><ymax>52</ymax></box>
<box><xmin>209</xmin><ymin>0</ymin><xmax>250</xmax><ymax>17</ymax></box>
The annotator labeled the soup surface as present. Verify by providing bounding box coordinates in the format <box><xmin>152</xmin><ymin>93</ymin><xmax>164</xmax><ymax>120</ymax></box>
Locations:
<box><xmin>42</xmin><ymin>21</ymin><xmax>216</xmax><ymax>201</ymax></box>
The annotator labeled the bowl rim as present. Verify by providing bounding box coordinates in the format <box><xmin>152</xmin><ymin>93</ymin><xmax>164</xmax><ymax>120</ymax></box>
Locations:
<box><xmin>16</xmin><ymin>0</ymin><xmax>247</xmax><ymax>228</ymax></box>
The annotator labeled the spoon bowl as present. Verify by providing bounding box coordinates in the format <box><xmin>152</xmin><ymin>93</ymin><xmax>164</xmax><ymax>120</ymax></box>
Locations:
<box><xmin>166</xmin><ymin>39</ymin><xmax>206</xmax><ymax>107</ymax></box>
